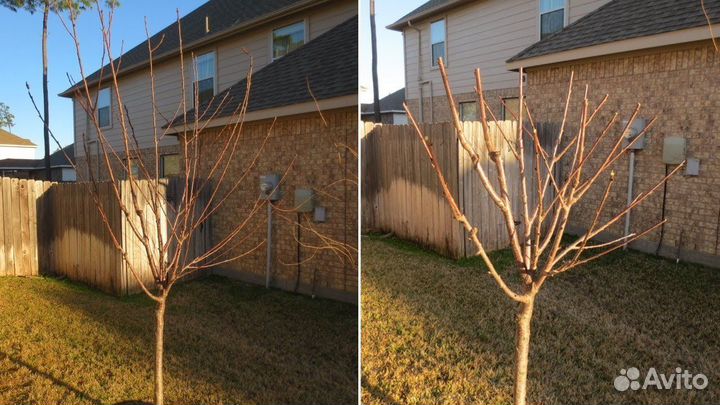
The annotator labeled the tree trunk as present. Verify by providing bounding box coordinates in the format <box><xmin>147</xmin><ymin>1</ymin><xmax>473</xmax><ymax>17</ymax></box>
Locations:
<box><xmin>514</xmin><ymin>299</ymin><xmax>535</xmax><ymax>405</ymax></box>
<box><xmin>369</xmin><ymin>0</ymin><xmax>381</xmax><ymax>123</ymax></box>
<box><xmin>154</xmin><ymin>297</ymin><xmax>167</xmax><ymax>405</ymax></box>
<box><xmin>42</xmin><ymin>2</ymin><xmax>51</xmax><ymax>181</ymax></box>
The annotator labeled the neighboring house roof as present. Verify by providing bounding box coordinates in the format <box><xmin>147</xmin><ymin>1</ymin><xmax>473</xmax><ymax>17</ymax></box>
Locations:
<box><xmin>59</xmin><ymin>0</ymin><xmax>329</xmax><ymax>97</ymax></box>
<box><xmin>361</xmin><ymin>88</ymin><xmax>406</xmax><ymax>114</ymax></box>
<box><xmin>387</xmin><ymin>0</ymin><xmax>472</xmax><ymax>30</ymax></box>
<box><xmin>0</xmin><ymin>144</ymin><xmax>75</xmax><ymax>170</ymax></box>
<box><xmin>0</xmin><ymin>129</ymin><xmax>36</xmax><ymax>147</ymax></box>
<box><xmin>509</xmin><ymin>0</ymin><xmax>720</xmax><ymax>63</ymax></box>
<box><xmin>167</xmin><ymin>16</ymin><xmax>357</xmax><ymax>127</ymax></box>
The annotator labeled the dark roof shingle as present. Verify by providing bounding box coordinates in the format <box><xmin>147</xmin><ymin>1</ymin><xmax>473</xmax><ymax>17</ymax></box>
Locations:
<box><xmin>361</xmin><ymin>88</ymin><xmax>405</xmax><ymax>114</ymax></box>
<box><xmin>168</xmin><ymin>16</ymin><xmax>357</xmax><ymax>127</ymax></box>
<box><xmin>60</xmin><ymin>0</ymin><xmax>317</xmax><ymax>96</ymax></box>
<box><xmin>509</xmin><ymin>0</ymin><xmax>720</xmax><ymax>62</ymax></box>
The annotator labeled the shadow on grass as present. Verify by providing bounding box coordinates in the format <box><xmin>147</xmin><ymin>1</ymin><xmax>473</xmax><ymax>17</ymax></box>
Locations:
<box><xmin>10</xmin><ymin>275</ymin><xmax>357</xmax><ymax>405</ymax></box>
<box><xmin>361</xmin><ymin>234</ymin><xmax>720</xmax><ymax>405</ymax></box>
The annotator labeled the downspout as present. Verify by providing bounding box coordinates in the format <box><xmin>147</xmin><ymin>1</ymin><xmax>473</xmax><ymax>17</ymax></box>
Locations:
<box><xmin>623</xmin><ymin>150</ymin><xmax>636</xmax><ymax>250</ymax></box>
<box><xmin>408</xmin><ymin>21</ymin><xmax>432</xmax><ymax>122</ymax></box>
<box><xmin>266</xmin><ymin>202</ymin><xmax>273</xmax><ymax>288</ymax></box>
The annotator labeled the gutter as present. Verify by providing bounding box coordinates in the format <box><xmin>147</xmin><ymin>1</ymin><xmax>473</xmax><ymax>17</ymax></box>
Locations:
<box><xmin>59</xmin><ymin>0</ymin><xmax>331</xmax><ymax>98</ymax></box>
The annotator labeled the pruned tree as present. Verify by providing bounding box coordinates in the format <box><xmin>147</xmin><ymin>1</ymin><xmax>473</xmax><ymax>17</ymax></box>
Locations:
<box><xmin>0</xmin><ymin>102</ymin><xmax>15</xmax><ymax>131</ymax></box>
<box><xmin>404</xmin><ymin>58</ymin><xmax>684</xmax><ymax>405</ymax></box>
<box><xmin>0</xmin><ymin>0</ymin><xmax>118</xmax><ymax>180</ymax></box>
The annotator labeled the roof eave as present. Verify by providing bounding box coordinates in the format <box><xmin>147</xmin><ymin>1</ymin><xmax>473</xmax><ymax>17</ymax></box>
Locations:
<box><xmin>387</xmin><ymin>0</ymin><xmax>473</xmax><ymax>31</ymax></box>
<box><xmin>59</xmin><ymin>0</ymin><xmax>330</xmax><ymax>98</ymax></box>
<box><xmin>506</xmin><ymin>26</ymin><xmax>718</xmax><ymax>70</ymax></box>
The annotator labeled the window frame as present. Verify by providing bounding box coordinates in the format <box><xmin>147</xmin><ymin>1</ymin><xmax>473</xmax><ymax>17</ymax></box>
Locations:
<box><xmin>271</xmin><ymin>19</ymin><xmax>308</xmax><ymax>61</ymax></box>
<box><xmin>97</xmin><ymin>87</ymin><xmax>112</xmax><ymax>129</ymax></box>
<box><xmin>160</xmin><ymin>153</ymin><xmax>181</xmax><ymax>178</ymax></box>
<box><xmin>430</xmin><ymin>18</ymin><xmax>447</xmax><ymax>69</ymax></box>
<box><xmin>459</xmin><ymin>101</ymin><xmax>478</xmax><ymax>122</ymax></box>
<box><xmin>501</xmin><ymin>97</ymin><xmax>522</xmax><ymax>121</ymax></box>
<box><xmin>193</xmin><ymin>50</ymin><xmax>218</xmax><ymax>107</ymax></box>
<box><xmin>538</xmin><ymin>0</ymin><xmax>568</xmax><ymax>40</ymax></box>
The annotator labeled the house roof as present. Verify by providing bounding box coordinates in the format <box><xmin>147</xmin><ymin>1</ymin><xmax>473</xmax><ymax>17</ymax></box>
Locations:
<box><xmin>0</xmin><ymin>129</ymin><xmax>36</xmax><ymax>147</ymax></box>
<box><xmin>59</xmin><ymin>0</ymin><xmax>328</xmax><ymax>97</ymax></box>
<box><xmin>0</xmin><ymin>144</ymin><xmax>74</xmax><ymax>170</ymax></box>
<box><xmin>387</xmin><ymin>0</ymin><xmax>472</xmax><ymax>31</ymax></box>
<box><xmin>361</xmin><ymin>88</ymin><xmax>406</xmax><ymax>114</ymax></box>
<box><xmin>509</xmin><ymin>0</ymin><xmax>720</xmax><ymax>63</ymax></box>
<box><xmin>167</xmin><ymin>16</ymin><xmax>357</xmax><ymax>128</ymax></box>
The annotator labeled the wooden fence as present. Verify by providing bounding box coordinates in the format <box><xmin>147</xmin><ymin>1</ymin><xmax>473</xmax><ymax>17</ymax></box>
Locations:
<box><xmin>362</xmin><ymin>121</ymin><xmax>556</xmax><ymax>259</ymax></box>
<box><xmin>0</xmin><ymin>177</ymin><xmax>209</xmax><ymax>295</ymax></box>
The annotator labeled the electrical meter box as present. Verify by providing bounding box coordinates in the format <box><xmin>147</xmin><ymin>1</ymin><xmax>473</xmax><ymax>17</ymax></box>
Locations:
<box><xmin>685</xmin><ymin>158</ymin><xmax>700</xmax><ymax>176</ymax></box>
<box><xmin>622</xmin><ymin>118</ymin><xmax>646</xmax><ymax>150</ymax></box>
<box><xmin>259</xmin><ymin>174</ymin><xmax>282</xmax><ymax>201</ymax></box>
<box><xmin>294</xmin><ymin>188</ymin><xmax>315</xmax><ymax>213</ymax></box>
<box><xmin>662</xmin><ymin>137</ymin><xmax>686</xmax><ymax>164</ymax></box>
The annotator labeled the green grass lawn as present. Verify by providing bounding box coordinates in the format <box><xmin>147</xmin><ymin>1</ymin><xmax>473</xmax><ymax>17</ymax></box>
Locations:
<box><xmin>361</xmin><ymin>235</ymin><xmax>720</xmax><ymax>405</ymax></box>
<box><xmin>0</xmin><ymin>275</ymin><xmax>357</xmax><ymax>405</ymax></box>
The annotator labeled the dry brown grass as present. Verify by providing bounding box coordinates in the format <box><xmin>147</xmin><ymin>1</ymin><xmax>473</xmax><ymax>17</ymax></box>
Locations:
<box><xmin>361</xmin><ymin>235</ymin><xmax>720</xmax><ymax>405</ymax></box>
<box><xmin>0</xmin><ymin>275</ymin><xmax>357</xmax><ymax>404</ymax></box>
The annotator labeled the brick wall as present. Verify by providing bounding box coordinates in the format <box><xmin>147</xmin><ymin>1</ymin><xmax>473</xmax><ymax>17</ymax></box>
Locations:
<box><xmin>75</xmin><ymin>144</ymin><xmax>180</xmax><ymax>182</ymax></box>
<box><xmin>524</xmin><ymin>40</ymin><xmax>720</xmax><ymax>267</ymax></box>
<box><xmin>405</xmin><ymin>87</ymin><xmax>520</xmax><ymax>123</ymax></box>
<box><xmin>193</xmin><ymin>107</ymin><xmax>358</xmax><ymax>302</ymax></box>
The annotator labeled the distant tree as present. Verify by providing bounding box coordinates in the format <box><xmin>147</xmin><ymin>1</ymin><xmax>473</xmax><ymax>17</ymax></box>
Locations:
<box><xmin>0</xmin><ymin>0</ymin><xmax>119</xmax><ymax>179</ymax></box>
<box><xmin>0</xmin><ymin>102</ymin><xmax>15</xmax><ymax>131</ymax></box>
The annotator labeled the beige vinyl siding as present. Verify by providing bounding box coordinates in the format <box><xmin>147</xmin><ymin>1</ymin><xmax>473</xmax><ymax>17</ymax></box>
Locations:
<box><xmin>403</xmin><ymin>0</ymin><xmax>611</xmax><ymax>100</ymax></box>
<box><xmin>74</xmin><ymin>0</ymin><xmax>356</xmax><ymax>157</ymax></box>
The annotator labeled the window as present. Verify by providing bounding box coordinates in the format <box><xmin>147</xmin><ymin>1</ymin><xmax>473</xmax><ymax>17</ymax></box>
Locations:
<box><xmin>194</xmin><ymin>51</ymin><xmax>216</xmax><ymax>106</ymax></box>
<box><xmin>502</xmin><ymin>97</ymin><xmax>521</xmax><ymax>120</ymax></box>
<box><xmin>272</xmin><ymin>21</ymin><xmax>305</xmax><ymax>60</ymax></box>
<box><xmin>161</xmin><ymin>154</ymin><xmax>180</xmax><ymax>178</ymax></box>
<box><xmin>540</xmin><ymin>0</ymin><xmax>565</xmax><ymax>39</ymax></box>
<box><xmin>460</xmin><ymin>102</ymin><xmax>478</xmax><ymax>121</ymax></box>
<box><xmin>431</xmin><ymin>19</ymin><xmax>446</xmax><ymax>67</ymax></box>
<box><xmin>127</xmin><ymin>158</ymin><xmax>140</xmax><ymax>178</ymax></box>
<box><xmin>97</xmin><ymin>87</ymin><xmax>111</xmax><ymax>128</ymax></box>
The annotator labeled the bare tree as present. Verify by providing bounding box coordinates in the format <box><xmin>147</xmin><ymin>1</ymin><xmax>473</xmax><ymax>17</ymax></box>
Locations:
<box><xmin>27</xmin><ymin>4</ymin><xmax>274</xmax><ymax>405</ymax></box>
<box><xmin>369</xmin><ymin>0</ymin><xmax>381</xmax><ymax>122</ymax></box>
<box><xmin>404</xmin><ymin>59</ymin><xmax>684</xmax><ymax>405</ymax></box>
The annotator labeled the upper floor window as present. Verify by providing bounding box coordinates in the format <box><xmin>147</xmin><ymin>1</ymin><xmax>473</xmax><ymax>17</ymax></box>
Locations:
<box><xmin>97</xmin><ymin>87</ymin><xmax>111</xmax><ymax>128</ymax></box>
<box><xmin>431</xmin><ymin>19</ymin><xmax>446</xmax><ymax>67</ymax></box>
<box><xmin>273</xmin><ymin>21</ymin><xmax>305</xmax><ymax>60</ymax></box>
<box><xmin>194</xmin><ymin>51</ymin><xmax>216</xmax><ymax>106</ymax></box>
<box><xmin>540</xmin><ymin>0</ymin><xmax>565</xmax><ymax>39</ymax></box>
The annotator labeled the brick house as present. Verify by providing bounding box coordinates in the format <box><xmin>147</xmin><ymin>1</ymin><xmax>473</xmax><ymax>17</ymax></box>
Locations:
<box><xmin>60</xmin><ymin>0</ymin><xmax>358</xmax><ymax>301</ymax></box>
<box><xmin>388</xmin><ymin>0</ymin><xmax>612</xmax><ymax>123</ymax></box>
<box><xmin>390</xmin><ymin>0</ymin><xmax>720</xmax><ymax>267</ymax></box>
<box><xmin>508</xmin><ymin>0</ymin><xmax>720</xmax><ymax>267</ymax></box>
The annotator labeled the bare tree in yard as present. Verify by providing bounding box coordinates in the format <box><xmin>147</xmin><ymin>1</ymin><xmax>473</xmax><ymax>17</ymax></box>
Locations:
<box><xmin>30</xmin><ymin>4</ymin><xmax>281</xmax><ymax>404</ymax></box>
<box><xmin>404</xmin><ymin>59</ymin><xmax>684</xmax><ymax>405</ymax></box>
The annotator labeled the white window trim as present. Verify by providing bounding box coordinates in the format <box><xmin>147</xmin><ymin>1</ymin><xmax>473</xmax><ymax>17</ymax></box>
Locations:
<box><xmin>270</xmin><ymin>18</ymin><xmax>309</xmax><ymax>62</ymax></box>
<box><xmin>194</xmin><ymin>50</ymin><xmax>218</xmax><ymax>103</ymax></box>
<box><xmin>430</xmin><ymin>17</ymin><xmax>447</xmax><ymax>70</ymax></box>
<box><xmin>97</xmin><ymin>87</ymin><xmax>112</xmax><ymax>130</ymax></box>
<box><xmin>538</xmin><ymin>0</ymin><xmax>569</xmax><ymax>41</ymax></box>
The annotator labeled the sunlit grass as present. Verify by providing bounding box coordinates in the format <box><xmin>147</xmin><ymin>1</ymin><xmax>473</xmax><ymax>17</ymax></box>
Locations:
<box><xmin>361</xmin><ymin>235</ymin><xmax>720</xmax><ymax>405</ymax></box>
<box><xmin>0</xmin><ymin>275</ymin><xmax>357</xmax><ymax>404</ymax></box>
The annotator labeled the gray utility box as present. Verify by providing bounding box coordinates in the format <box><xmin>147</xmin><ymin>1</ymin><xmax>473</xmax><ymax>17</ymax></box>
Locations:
<box><xmin>685</xmin><ymin>158</ymin><xmax>700</xmax><ymax>176</ymax></box>
<box><xmin>622</xmin><ymin>118</ymin><xmax>646</xmax><ymax>150</ymax></box>
<box><xmin>294</xmin><ymin>188</ymin><xmax>315</xmax><ymax>213</ymax></box>
<box><xmin>663</xmin><ymin>137</ymin><xmax>686</xmax><ymax>164</ymax></box>
<box><xmin>259</xmin><ymin>174</ymin><xmax>282</xmax><ymax>201</ymax></box>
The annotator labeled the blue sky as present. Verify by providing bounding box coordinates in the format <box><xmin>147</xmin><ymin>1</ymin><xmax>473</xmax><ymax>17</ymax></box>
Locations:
<box><xmin>0</xmin><ymin>0</ymin><xmax>206</xmax><ymax>158</ymax></box>
<box><xmin>359</xmin><ymin>0</ymin><xmax>425</xmax><ymax>104</ymax></box>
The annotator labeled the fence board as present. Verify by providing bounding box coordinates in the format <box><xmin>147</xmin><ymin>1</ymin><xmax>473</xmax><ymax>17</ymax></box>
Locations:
<box><xmin>362</xmin><ymin>121</ymin><xmax>552</xmax><ymax>259</ymax></box>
